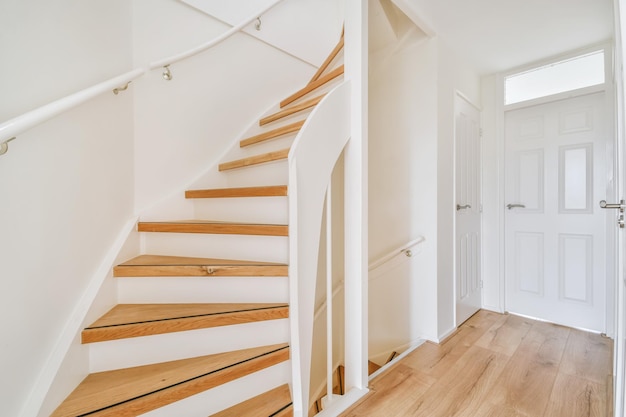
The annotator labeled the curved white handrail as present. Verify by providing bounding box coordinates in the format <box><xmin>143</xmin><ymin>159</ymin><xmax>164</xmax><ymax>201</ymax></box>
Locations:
<box><xmin>0</xmin><ymin>0</ymin><xmax>288</xmax><ymax>150</ymax></box>
<box><xmin>288</xmin><ymin>81</ymin><xmax>351</xmax><ymax>415</ymax></box>
<box><xmin>149</xmin><ymin>0</ymin><xmax>286</xmax><ymax>70</ymax></box>
<box><xmin>0</xmin><ymin>68</ymin><xmax>145</xmax><ymax>144</ymax></box>
<box><xmin>368</xmin><ymin>236</ymin><xmax>426</xmax><ymax>271</ymax></box>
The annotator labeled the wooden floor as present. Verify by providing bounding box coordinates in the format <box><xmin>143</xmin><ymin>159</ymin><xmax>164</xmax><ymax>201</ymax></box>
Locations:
<box><xmin>342</xmin><ymin>310</ymin><xmax>613</xmax><ymax>417</ymax></box>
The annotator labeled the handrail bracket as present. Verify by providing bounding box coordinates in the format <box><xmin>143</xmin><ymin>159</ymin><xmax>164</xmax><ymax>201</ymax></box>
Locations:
<box><xmin>162</xmin><ymin>65</ymin><xmax>173</xmax><ymax>81</ymax></box>
<box><xmin>0</xmin><ymin>137</ymin><xmax>16</xmax><ymax>156</ymax></box>
<box><xmin>112</xmin><ymin>81</ymin><xmax>131</xmax><ymax>95</ymax></box>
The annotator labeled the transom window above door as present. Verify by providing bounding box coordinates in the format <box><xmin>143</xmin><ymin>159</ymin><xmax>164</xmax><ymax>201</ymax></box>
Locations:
<box><xmin>505</xmin><ymin>50</ymin><xmax>605</xmax><ymax>106</ymax></box>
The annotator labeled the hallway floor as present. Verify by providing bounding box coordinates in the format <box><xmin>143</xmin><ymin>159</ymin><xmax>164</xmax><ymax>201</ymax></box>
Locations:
<box><xmin>341</xmin><ymin>310</ymin><xmax>613</xmax><ymax>417</ymax></box>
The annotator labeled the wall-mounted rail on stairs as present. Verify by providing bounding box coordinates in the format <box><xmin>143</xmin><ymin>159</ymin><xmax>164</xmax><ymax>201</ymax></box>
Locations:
<box><xmin>0</xmin><ymin>0</ymin><xmax>287</xmax><ymax>153</ymax></box>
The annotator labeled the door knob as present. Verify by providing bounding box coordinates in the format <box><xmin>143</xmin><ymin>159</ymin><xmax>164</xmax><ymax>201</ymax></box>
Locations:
<box><xmin>456</xmin><ymin>204</ymin><xmax>471</xmax><ymax>211</ymax></box>
<box><xmin>506</xmin><ymin>203</ymin><xmax>526</xmax><ymax>210</ymax></box>
<box><xmin>599</xmin><ymin>200</ymin><xmax>625</xmax><ymax>212</ymax></box>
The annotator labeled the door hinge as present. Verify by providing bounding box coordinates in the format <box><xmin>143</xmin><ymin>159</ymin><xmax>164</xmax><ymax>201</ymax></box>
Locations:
<box><xmin>479</xmin><ymin>128</ymin><xmax>483</xmax><ymax>138</ymax></box>
<box><xmin>480</xmin><ymin>280</ymin><xmax>484</xmax><ymax>289</ymax></box>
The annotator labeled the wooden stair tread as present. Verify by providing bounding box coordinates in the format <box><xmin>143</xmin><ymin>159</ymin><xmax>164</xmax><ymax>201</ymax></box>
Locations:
<box><xmin>114</xmin><ymin>255</ymin><xmax>288</xmax><ymax>277</ymax></box>
<box><xmin>259</xmin><ymin>94</ymin><xmax>325</xmax><ymax>126</ymax></box>
<box><xmin>218</xmin><ymin>148</ymin><xmax>290</xmax><ymax>172</ymax></box>
<box><xmin>210</xmin><ymin>384</ymin><xmax>293</xmax><ymax>417</ymax></box>
<box><xmin>368</xmin><ymin>360</ymin><xmax>381</xmax><ymax>375</ymax></box>
<box><xmin>279</xmin><ymin>65</ymin><xmax>344</xmax><ymax>108</ymax></box>
<box><xmin>240</xmin><ymin>121</ymin><xmax>305</xmax><ymax>147</ymax></box>
<box><xmin>309</xmin><ymin>34</ymin><xmax>344</xmax><ymax>84</ymax></box>
<box><xmin>83</xmin><ymin>303</ymin><xmax>289</xmax><ymax>343</ymax></box>
<box><xmin>137</xmin><ymin>221</ymin><xmax>288</xmax><ymax>237</ymax></box>
<box><xmin>51</xmin><ymin>344</ymin><xmax>289</xmax><ymax>417</ymax></box>
<box><xmin>185</xmin><ymin>185</ymin><xmax>288</xmax><ymax>199</ymax></box>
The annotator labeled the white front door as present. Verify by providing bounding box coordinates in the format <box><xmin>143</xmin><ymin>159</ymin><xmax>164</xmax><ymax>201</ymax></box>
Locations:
<box><xmin>455</xmin><ymin>93</ymin><xmax>482</xmax><ymax>325</ymax></box>
<box><xmin>504</xmin><ymin>92</ymin><xmax>608</xmax><ymax>332</ymax></box>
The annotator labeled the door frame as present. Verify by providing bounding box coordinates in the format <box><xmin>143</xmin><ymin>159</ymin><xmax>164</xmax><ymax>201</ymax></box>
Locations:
<box><xmin>491</xmin><ymin>42</ymin><xmax>616</xmax><ymax>334</ymax></box>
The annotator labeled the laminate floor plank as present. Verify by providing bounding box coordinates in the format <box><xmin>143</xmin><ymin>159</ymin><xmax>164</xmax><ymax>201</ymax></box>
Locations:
<box><xmin>543</xmin><ymin>373</ymin><xmax>606</xmax><ymax>417</ymax></box>
<box><xmin>484</xmin><ymin>321</ymin><xmax>570</xmax><ymax>416</ymax></box>
<box><xmin>342</xmin><ymin>364</ymin><xmax>434</xmax><ymax>417</ymax></box>
<box><xmin>404</xmin><ymin>346</ymin><xmax>510</xmax><ymax>417</ymax></box>
<box><xmin>339</xmin><ymin>311</ymin><xmax>613</xmax><ymax>417</ymax></box>
<box><xmin>560</xmin><ymin>328</ymin><xmax>613</xmax><ymax>384</ymax></box>
<box><xmin>475</xmin><ymin>314</ymin><xmax>533</xmax><ymax>356</ymax></box>
<box><xmin>402</xmin><ymin>310</ymin><xmax>501</xmax><ymax>379</ymax></box>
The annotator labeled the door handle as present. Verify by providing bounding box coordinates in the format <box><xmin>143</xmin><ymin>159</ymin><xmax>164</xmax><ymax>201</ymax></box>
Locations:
<box><xmin>599</xmin><ymin>200</ymin><xmax>625</xmax><ymax>213</ymax></box>
<box><xmin>456</xmin><ymin>204</ymin><xmax>471</xmax><ymax>211</ymax></box>
<box><xmin>506</xmin><ymin>203</ymin><xmax>526</xmax><ymax>210</ymax></box>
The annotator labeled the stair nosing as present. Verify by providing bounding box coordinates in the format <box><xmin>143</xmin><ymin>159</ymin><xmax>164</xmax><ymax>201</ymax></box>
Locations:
<box><xmin>259</xmin><ymin>94</ymin><xmax>325</xmax><ymax>126</ymax></box>
<box><xmin>84</xmin><ymin>304</ymin><xmax>289</xmax><ymax>330</ymax></box>
<box><xmin>185</xmin><ymin>185</ymin><xmax>288</xmax><ymax>199</ymax></box>
<box><xmin>240</xmin><ymin>121</ymin><xmax>305</xmax><ymax>148</ymax></box>
<box><xmin>52</xmin><ymin>345</ymin><xmax>289</xmax><ymax>417</ymax></box>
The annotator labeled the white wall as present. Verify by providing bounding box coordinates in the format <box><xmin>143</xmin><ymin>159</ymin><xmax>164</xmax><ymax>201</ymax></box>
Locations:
<box><xmin>480</xmin><ymin>74</ymin><xmax>504</xmax><ymax>312</ymax></box>
<box><xmin>132</xmin><ymin>0</ymin><xmax>317</xmax><ymax>212</ymax></box>
<box><xmin>369</xmin><ymin>33</ymin><xmax>439</xmax><ymax>342</ymax></box>
<box><xmin>0</xmin><ymin>1</ymin><xmax>134</xmax><ymax>416</ymax></box>
<box><xmin>181</xmin><ymin>0</ymin><xmax>344</xmax><ymax>66</ymax></box>
<box><xmin>369</xmin><ymin>18</ymin><xmax>480</xmax><ymax>344</ymax></box>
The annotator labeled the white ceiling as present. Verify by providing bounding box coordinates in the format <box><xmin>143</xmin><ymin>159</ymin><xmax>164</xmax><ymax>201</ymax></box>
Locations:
<box><xmin>392</xmin><ymin>0</ymin><xmax>615</xmax><ymax>74</ymax></box>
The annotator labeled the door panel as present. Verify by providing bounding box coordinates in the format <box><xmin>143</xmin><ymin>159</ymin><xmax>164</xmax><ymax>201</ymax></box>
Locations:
<box><xmin>505</xmin><ymin>92</ymin><xmax>607</xmax><ymax>332</ymax></box>
<box><xmin>455</xmin><ymin>94</ymin><xmax>482</xmax><ymax>325</ymax></box>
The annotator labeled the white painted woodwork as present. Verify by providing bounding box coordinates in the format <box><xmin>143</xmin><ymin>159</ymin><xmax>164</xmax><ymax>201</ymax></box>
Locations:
<box><xmin>455</xmin><ymin>93</ymin><xmax>482</xmax><ymax>325</ymax></box>
<box><xmin>504</xmin><ymin>92</ymin><xmax>608</xmax><ymax>332</ymax></box>
<box><xmin>117</xmin><ymin>276</ymin><xmax>289</xmax><ymax>304</ymax></box>
<box><xmin>288</xmin><ymin>82</ymin><xmax>351</xmax><ymax>415</ymax></box>
<box><xmin>89</xmin><ymin>320</ymin><xmax>290</xmax><ymax>372</ymax></box>
<box><xmin>612</xmin><ymin>3</ymin><xmax>626</xmax><ymax>415</ymax></box>
<box><xmin>192</xmin><ymin>196</ymin><xmax>288</xmax><ymax>225</ymax></box>
<box><xmin>137</xmin><ymin>362</ymin><xmax>291</xmax><ymax>417</ymax></box>
<box><xmin>141</xmin><ymin>233</ymin><xmax>289</xmax><ymax>264</ymax></box>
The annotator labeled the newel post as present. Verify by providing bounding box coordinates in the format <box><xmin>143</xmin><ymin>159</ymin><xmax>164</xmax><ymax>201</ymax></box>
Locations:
<box><xmin>343</xmin><ymin>0</ymin><xmax>369</xmax><ymax>392</ymax></box>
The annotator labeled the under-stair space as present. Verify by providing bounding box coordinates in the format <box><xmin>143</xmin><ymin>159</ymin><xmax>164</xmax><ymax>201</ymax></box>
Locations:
<box><xmin>309</xmin><ymin>353</ymin><xmax>399</xmax><ymax>415</ymax></box>
<box><xmin>51</xmin><ymin>31</ymin><xmax>346</xmax><ymax>417</ymax></box>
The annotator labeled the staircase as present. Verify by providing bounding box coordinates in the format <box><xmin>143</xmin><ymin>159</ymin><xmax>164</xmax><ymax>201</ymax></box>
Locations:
<box><xmin>50</xmin><ymin>33</ymin><xmax>345</xmax><ymax>417</ymax></box>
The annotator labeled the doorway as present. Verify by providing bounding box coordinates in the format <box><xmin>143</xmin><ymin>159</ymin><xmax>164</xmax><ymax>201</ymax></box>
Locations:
<box><xmin>455</xmin><ymin>93</ymin><xmax>482</xmax><ymax>325</ymax></box>
<box><xmin>500</xmin><ymin>46</ymin><xmax>614</xmax><ymax>333</ymax></box>
<box><xmin>504</xmin><ymin>91</ymin><xmax>609</xmax><ymax>332</ymax></box>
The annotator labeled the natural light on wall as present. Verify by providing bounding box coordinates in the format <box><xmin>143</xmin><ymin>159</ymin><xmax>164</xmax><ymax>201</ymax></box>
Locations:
<box><xmin>505</xmin><ymin>50</ymin><xmax>605</xmax><ymax>105</ymax></box>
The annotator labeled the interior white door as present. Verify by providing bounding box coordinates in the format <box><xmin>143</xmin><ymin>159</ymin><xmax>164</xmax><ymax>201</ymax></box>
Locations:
<box><xmin>455</xmin><ymin>94</ymin><xmax>482</xmax><ymax>325</ymax></box>
<box><xmin>504</xmin><ymin>92</ymin><xmax>608</xmax><ymax>332</ymax></box>
<box><xmin>613</xmin><ymin>4</ymin><xmax>626</xmax><ymax>413</ymax></box>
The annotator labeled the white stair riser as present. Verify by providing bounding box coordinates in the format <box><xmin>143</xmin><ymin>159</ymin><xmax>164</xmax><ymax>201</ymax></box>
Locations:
<box><xmin>89</xmin><ymin>319</ymin><xmax>290</xmax><ymax>372</ymax></box>
<box><xmin>117</xmin><ymin>276</ymin><xmax>289</xmax><ymax>303</ymax></box>
<box><xmin>187</xmin><ymin>159</ymin><xmax>288</xmax><ymax>191</ymax></box>
<box><xmin>191</xmin><ymin>197</ymin><xmax>288</xmax><ymax>225</ymax></box>
<box><xmin>141</xmin><ymin>233</ymin><xmax>289</xmax><ymax>264</ymax></box>
<box><xmin>138</xmin><ymin>361</ymin><xmax>292</xmax><ymax>417</ymax></box>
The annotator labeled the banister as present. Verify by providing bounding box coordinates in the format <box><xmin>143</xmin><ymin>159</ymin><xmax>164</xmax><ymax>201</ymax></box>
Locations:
<box><xmin>288</xmin><ymin>81</ymin><xmax>351</xmax><ymax>416</ymax></box>
<box><xmin>0</xmin><ymin>68</ymin><xmax>145</xmax><ymax>146</ymax></box>
<box><xmin>368</xmin><ymin>236</ymin><xmax>426</xmax><ymax>271</ymax></box>
<box><xmin>148</xmin><ymin>0</ymin><xmax>286</xmax><ymax>70</ymax></box>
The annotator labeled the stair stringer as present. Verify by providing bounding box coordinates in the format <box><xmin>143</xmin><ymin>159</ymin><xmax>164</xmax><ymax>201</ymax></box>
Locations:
<box><xmin>32</xmin><ymin>220</ymin><xmax>142</xmax><ymax>417</ymax></box>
